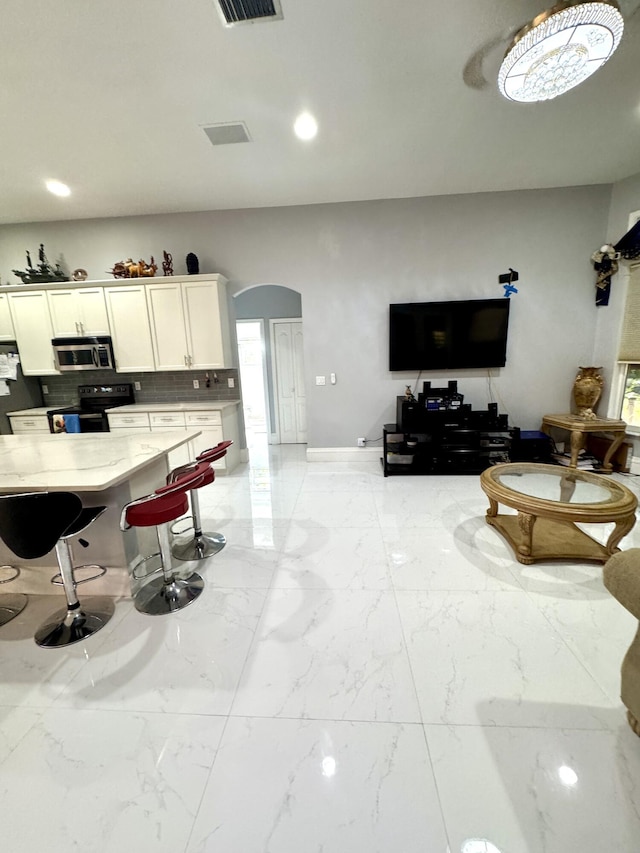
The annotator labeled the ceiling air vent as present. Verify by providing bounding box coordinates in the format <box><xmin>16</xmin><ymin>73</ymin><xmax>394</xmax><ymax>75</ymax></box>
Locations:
<box><xmin>202</xmin><ymin>122</ymin><xmax>251</xmax><ymax>146</ymax></box>
<box><xmin>216</xmin><ymin>0</ymin><xmax>283</xmax><ymax>25</ymax></box>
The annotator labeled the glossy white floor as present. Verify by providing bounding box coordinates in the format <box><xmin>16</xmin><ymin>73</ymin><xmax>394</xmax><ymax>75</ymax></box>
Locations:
<box><xmin>2</xmin><ymin>443</ymin><xmax>640</xmax><ymax>853</ymax></box>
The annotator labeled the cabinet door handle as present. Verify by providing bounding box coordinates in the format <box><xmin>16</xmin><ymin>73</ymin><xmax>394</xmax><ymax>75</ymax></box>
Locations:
<box><xmin>184</xmin><ymin>355</ymin><xmax>188</xmax><ymax>366</ymax></box>
<box><xmin>75</xmin><ymin>321</ymin><xmax>79</xmax><ymax>334</ymax></box>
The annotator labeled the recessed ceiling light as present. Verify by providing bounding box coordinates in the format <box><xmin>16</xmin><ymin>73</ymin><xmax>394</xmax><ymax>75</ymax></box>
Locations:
<box><xmin>294</xmin><ymin>112</ymin><xmax>318</xmax><ymax>140</ymax></box>
<box><xmin>46</xmin><ymin>179</ymin><xmax>71</xmax><ymax>197</ymax></box>
<box><xmin>498</xmin><ymin>1</ymin><xmax>624</xmax><ymax>103</ymax></box>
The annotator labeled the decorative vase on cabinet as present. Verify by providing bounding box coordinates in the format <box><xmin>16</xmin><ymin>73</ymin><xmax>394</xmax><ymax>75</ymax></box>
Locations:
<box><xmin>573</xmin><ymin>366</ymin><xmax>604</xmax><ymax>419</ymax></box>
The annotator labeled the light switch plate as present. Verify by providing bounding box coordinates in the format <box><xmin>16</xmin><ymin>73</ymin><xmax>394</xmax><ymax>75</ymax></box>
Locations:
<box><xmin>228</xmin><ymin>377</ymin><xmax>235</xmax><ymax>388</ymax></box>
<box><xmin>193</xmin><ymin>379</ymin><xmax>200</xmax><ymax>389</ymax></box>
<box><xmin>316</xmin><ymin>375</ymin><xmax>326</xmax><ymax>385</ymax></box>
<box><xmin>134</xmin><ymin>381</ymin><xmax>141</xmax><ymax>391</ymax></box>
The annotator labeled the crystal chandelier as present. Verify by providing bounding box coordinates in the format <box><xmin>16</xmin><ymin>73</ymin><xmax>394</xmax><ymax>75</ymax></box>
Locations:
<box><xmin>498</xmin><ymin>1</ymin><xmax>624</xmax><ymax>102</ymax></box>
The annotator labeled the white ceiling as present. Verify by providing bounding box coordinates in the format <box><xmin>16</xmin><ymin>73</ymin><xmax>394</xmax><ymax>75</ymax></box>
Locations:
<box><xmin>2</xmin><ymin>0</ymin><xmax>640</xmax><ymax>225</ymax></box>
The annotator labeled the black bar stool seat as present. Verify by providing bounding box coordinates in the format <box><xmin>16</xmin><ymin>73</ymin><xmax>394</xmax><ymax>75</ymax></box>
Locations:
<box><xmin>0</xmin><ymin>492</ymin><xmax>114</xmax><ymax>648</ymax></box>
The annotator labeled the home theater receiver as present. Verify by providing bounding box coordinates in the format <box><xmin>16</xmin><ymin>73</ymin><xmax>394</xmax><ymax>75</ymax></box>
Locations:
<box><xmin>383</xmin><ymin>381</ymin><xmax>514</xmax><ymax>476</ymax></box>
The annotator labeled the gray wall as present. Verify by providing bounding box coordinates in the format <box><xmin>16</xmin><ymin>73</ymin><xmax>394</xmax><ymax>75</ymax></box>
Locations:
<box><xmin>234</xmin><ymin>285</ymin><xmax>302</xmax><ymax>435</ymax></box>
<box><xmin>0</xmin><ymin>184</ymin><xmax>612</xmax><ymax>446</ymax></box>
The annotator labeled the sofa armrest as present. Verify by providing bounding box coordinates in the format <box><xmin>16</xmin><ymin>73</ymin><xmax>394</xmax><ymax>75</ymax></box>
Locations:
<box><xmin>603</xmin><ymin>549</ymin><xmax>640</xmax><ymax>621</ymax></box>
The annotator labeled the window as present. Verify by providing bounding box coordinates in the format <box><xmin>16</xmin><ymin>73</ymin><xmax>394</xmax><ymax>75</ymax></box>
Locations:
<box><xmin>621</xmin><ymin>364</ymin><xmax>640</xmax><ymax>428</ymax></box>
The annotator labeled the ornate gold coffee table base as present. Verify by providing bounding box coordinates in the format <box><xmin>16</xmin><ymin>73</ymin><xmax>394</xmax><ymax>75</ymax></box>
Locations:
<box><xmin>486</xmin><ymin>513</ymin><xmax>618</xmax><ymax>565</ymax></box>
<box><xmin>481</xmin><ymin>463</ymin><xmax>637</xmax><ymax>566</ymax></box>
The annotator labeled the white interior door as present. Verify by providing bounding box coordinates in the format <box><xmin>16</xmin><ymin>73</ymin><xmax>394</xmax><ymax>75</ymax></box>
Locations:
<box><xmin>273</xmin><ymin>320</ymin><xmax>307</xmax><ymax>444</ymax></box>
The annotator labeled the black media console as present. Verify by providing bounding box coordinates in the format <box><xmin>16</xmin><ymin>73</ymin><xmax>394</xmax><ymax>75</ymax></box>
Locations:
<box><xmin>382</xmin><ymin>381</ymin><xmax>513</xmax><ymax>476</ymax></box>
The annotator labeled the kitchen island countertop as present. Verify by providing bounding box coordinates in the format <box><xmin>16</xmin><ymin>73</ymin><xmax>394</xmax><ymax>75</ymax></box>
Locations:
<box><xmin>0</xmin><ymin>430</ymin><xmax>201</xmax><ymax>493</ymax></box>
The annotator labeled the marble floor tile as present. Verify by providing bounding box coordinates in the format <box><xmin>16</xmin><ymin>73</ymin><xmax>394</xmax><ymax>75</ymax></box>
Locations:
<box><xmin>186</xmin><ymin>717</ymin><xmax>448</xmax><ymax>853</ymax></box>
<box><xmin>385</xmin><ymin>527</ymin><xmax>520</xmax><ymax>591</ymax></box>
<box><xmin>292</xmin><ymin>490</ymin><xmax>380</xmax><ymax>527</ymax></box>
<box><xmin>273</xmin><ymin>523</ymin><xmax>392</xmax><ymax>589</ymax></box>
<box><xmin>0</xmin><ymin>705</ymin><xmax>43</xmax><ymax>766</ymax></box>
<box><xmin>374</xmin><ymin>487</ymin><xmax>465</xmax><ymax>528</ymax></box>
<box><xmin>231</xmin><ymin>588</ymin><xmax>421</xmax><ymax>722</ymax></box>
<box><xmin>0</xmin><ymin>595</ymin><xmax>131</xmax><ymax>708</ymax></box>
<box><xmin>526</xmin><ymin>585</ymin><xmax>638</xmax><ymax>703</ymax></box>
<box><xmin>4</xmin><ymin>448</ymin><xmax>640</xmax><ymax>853</ymax></box>
<box><xmin>54</xmin><ymin>588</ymin><xmax>266</xmax><ymax>715</ymax></box>
<box><xmin>427</xmin><ymin>723</ymin><xmax>640</xmax><ymax>853</ymax></box>
<box><xmin>0</xmin><ymin>708</ymin><xmax>226</xmax><ymax>853</ymax></box>
<box><xmin>397</xmin><ymin>589</ymin><xmax>616</xmax><ymax>728</ymax></box>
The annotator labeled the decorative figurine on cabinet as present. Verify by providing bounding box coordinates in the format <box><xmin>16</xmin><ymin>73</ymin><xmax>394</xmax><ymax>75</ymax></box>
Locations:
<box><xmin>108</xmin><ymin>257</ymin><xmax>158</xmax><ymax>278</ymax></box>
<box><xmin>12</xmin><ymin>243</ymin><xmax>68</xmax><ymax>283</ymax></box>
<box><xmin>162</xmin><ymin>250</ymin><xmax>174</xmax><ymax>276</ymax></box>
<box><xmin>186</xmin><ymin>252</ymin><xmax>200</xmax><ymax>275</ymax></box>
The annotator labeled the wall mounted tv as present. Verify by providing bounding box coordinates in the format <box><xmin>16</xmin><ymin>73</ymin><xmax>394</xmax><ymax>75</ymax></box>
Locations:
<box><xmin>389</xmin><ymin>298</ymin><xmax>510</xmax><ymax>371</ymax></box>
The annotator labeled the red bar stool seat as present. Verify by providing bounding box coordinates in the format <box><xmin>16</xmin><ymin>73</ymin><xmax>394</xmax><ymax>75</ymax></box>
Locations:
<box><xmin>0</xmin><ymin>492</ymin><xmax>113</xmax><ymax>648</ymax></box>
<box><xmin>169</xmin><ymin>440</ymin><xmax>233</xmax><ymax>562</ymax></box>
<box><xmin>121</xmin><ymin>462</ymin><xmax>211</xmax><ymax>615</ymax></box>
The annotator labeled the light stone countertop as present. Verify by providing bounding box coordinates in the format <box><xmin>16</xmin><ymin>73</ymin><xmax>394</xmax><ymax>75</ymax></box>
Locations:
<box><xmin>0</xmin><ymin>430</ymin><xmax>200</xmax><ymax>493</ymax></box>
<box><xmin>5</xmin><ymin>407</ymin><xmax>53</xmax><ymax>417</ymax></box>
<box><xmin>105</xmin><ymin>400</ymin><xmax>241</xmax><ymax>414</ymax></box>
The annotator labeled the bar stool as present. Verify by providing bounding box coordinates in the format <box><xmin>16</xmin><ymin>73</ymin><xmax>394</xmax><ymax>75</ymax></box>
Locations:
<box><xmin>121</xmin><ymin>462</ymin><xmax>210</xmax><ymax>615</ymax></box>
<box><xmin>169</xmin><ymin>440</ymin><xmax>233</xmax><ymax>562</ymax></box>
<box><xmin>0</xmin><ymin>492</ymin><xmax>113</xmax><ymax>648</ymax></box>
<box><xmin>0</xmin><ymin>564</ymin><xmax>27</xmax><ymax>628</ymax></box>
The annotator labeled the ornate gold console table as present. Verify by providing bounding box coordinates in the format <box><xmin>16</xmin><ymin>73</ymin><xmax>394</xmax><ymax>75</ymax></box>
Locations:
<box><xmin>541</xmin><ymin>413</ymin><xmax>627</xmax><ymax>472</ymax></box>
<box><xmin>480</xmin><ymin>462</ymin><xmax>637</xmax><ymax>565</ymax></box>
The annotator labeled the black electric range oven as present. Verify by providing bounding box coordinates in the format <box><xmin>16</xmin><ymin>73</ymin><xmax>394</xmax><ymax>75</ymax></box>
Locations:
<box><xmin>47</xmin><ymin>384</ymin><xmax>135</xmax><ymax>434</ymax></box>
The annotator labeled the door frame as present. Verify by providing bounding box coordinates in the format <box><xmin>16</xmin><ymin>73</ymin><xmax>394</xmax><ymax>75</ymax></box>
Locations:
<box><xmin>236</xmin><ymin>318</ymin><xmax>273</xmax><ymax>444</ymax></box>
<box><xmin>269</xmin><ymin>317</ymin><xmax>304</xmax><ymax>445</ymax></box>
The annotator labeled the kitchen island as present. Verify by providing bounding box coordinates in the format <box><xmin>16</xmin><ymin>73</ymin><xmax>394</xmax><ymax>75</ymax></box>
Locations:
<box><xmin>0</xmin><ymin>430</ymin><xmax>200</xmax><ymax>597</ymax></box>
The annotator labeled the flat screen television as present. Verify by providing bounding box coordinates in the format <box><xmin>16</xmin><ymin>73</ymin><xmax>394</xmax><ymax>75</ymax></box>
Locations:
<box><xmin>389</xmin><ymin>298</ymin><xmax>510</xmax><ymax>371</ymax></box>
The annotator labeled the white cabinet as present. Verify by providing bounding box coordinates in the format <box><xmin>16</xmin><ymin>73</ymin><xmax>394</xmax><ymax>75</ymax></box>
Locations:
<box><xmin>104</xmin><ymin>284</ymin><xmax>156</xmax><ymax>372</ymax></box>
<box><xmin>47</xmin><ymin>287</ymin><xmax>109</xmax><ymax>336</ymax></box>
<box><xmin>146</xmin><ymin>277</ymin><xmax>233</xmax><ymax>371</ymax></box>
<box><xmin>107</xmin><ymin>405</ymin><xmax>240</xmax><ymax>473</ymax></box>
<box><xmin>6</xmin><ymin>290</ymin><xmax>59</xmax><ymax>375</ymax></box>
<box><xmin>9</xmin><ymin>414</ymin><xmax>50</xmax><ymax>434</ymax></box>
<box><xmin>0</xmin><ymin>292</ymin><xmax>16</xmax><ymax>341</ymax></box>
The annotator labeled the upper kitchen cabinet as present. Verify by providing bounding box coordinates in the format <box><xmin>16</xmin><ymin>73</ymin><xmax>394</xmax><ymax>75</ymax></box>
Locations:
<box><xmin>6</xmin><ymin>290</ymin><xmax>59</xmax><ymax>375</ymax></box>
<box><xmin>146</xmin><ymin>276</ymin><xmax>233</xmax><ymax>371</ymax></box>
<box><xmin>104</xmin><ymin>283</ymin><xmax>156</xmax><ymax>372</ymax></box>
<box><xmin>0</xmin><ymin>292</ymin><xmax>16</xmax><ymax>341</ymax></box>
<box><xmin>47</xmin><ymin>287</ymin><xmax>109</xmax><ymax>337</ymax></box>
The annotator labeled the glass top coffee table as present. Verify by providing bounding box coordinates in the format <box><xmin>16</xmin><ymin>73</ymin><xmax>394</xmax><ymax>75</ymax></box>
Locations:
<box><xmin>480</xmin><ymin>462</ymin><xmax>638</xmax><ymax>564</ymax></box>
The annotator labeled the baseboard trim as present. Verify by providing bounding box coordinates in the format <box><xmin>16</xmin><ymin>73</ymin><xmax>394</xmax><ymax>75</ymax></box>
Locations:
<box><xmin>306</xmin><ymin>447</ymin><xmax>381</xmax><ymax>463</ymax></box>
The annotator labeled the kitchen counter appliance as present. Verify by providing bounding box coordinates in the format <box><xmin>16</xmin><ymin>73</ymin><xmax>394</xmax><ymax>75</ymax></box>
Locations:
<box><xmin>52</xmin><ymin>336</ymin><xmax>115</xmax><ymax>372</ymax></box>
<box><xmin>48</xmin><ymin>384</ymin><xmax>135</xmax><ymax>433</ymax></box>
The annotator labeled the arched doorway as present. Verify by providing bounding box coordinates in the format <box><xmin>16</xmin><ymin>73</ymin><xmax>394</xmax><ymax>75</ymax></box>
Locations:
<box><xmin>233</xmin><ymin>284</ymin><xmax>306</xmax><ymax>448</ymax></box>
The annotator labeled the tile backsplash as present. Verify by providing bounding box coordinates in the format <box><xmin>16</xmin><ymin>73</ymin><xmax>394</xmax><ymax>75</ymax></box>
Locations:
<box><xmin>40</xmin><ymin>369</ymin><xmax>240</xmax><ymax>407</ymax></box>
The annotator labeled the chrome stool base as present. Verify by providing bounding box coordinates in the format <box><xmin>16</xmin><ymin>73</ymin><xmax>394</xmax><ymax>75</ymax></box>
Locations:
<box><xmin>134</xmin><ymin>572</ymin><xmax>204</xmax><ymax>615</ymax></box>
<box><xmin>34</xmin><ymin>597</ymin><xmax>114</xmax><ymax>648</ymax></box>
<box><xmin>172</xmin><ymin>532</ymin><xmax>226</xmax><ymax>562</ymax></box>
<box><xmin>0</xmin><ymin>593</ymin><xmax>28</xmax><ymax>627</ymax></box>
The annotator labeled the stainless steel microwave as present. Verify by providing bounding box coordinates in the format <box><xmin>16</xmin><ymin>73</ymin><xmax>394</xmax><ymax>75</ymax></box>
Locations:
<box><xmin>52</xmin><ymin>336</ymin><xmax>115</xmax><ymax>371</ymax></box>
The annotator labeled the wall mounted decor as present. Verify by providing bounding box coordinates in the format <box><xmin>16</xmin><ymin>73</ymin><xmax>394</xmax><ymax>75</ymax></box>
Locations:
<box><xmin>591</xmin><ymin>244</ymin><xmax>619</xmax><ymax>306</ymax></box>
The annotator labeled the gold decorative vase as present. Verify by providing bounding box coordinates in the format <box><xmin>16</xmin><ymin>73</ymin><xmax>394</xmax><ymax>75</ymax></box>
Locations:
<box><xmin>573</xmin><ymin>366</ymin><xmax>604</xmax><ymax>419</ymax></box>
